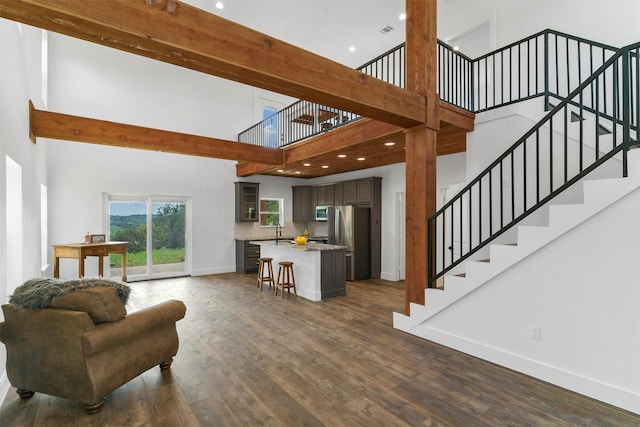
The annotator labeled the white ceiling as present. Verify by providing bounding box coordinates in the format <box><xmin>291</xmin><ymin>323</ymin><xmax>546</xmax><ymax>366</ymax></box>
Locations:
<box><xmin>184</xmin><ymin>0</ymin><xmax>408</xmax><ymax>68</ymax></box>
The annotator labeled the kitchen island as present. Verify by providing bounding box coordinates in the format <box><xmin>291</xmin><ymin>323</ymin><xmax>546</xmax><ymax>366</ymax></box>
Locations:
<box><xmin>250</xmin><ymin>240</ymin><xmax>346</xmax><ymax>301</ymax></box>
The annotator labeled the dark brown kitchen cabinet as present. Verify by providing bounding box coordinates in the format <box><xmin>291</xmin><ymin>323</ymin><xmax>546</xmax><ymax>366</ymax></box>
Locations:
<box><xmin>290</xmin><ymin>177</ymin><xmax>381</xmax><ymax>279</ymax></box>
<box><xmin>235</xmin><ymin>182</ymin><xmax>259</xmax><ymax>222</ymax></box>
<box><xmin>356</xmin><ymin>179</ymin><xmax>372</xmax><ymax>204</ymax></box>
<box><xmin>235</xmin><ymin>240</ymin><xmax>260</xmax><ymax>273</ymax></box>
<box><xmin>316</xmin><ymin>184</ymin><xmax>335</xmax><ymax>206</ymax></box>
<box><xmin>292</xmin><ymin>186</ymin><xmax>313</xmax><ymax>222</ymax></box>
<box><xmin>321</xmin><ymin>249</ymin><xmax>346</xmax><ymax>298</ymax></box>
<box><xmin>342</xmin><ymin>181</ymin><xmax>357</xmax><ymax>204</ymax></box>
<box><xmin>334</xmin><ymin>183</ymin><xmax>343</xmax><ymax>206</ymax></box>
<box><xmin>342</xmin><ymin>178</ymin><xmax>376</xmax><ymax>205</ymax></box>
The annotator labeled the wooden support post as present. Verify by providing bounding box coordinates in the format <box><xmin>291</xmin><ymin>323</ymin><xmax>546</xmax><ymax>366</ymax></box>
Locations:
<box><xmin>404</xmin><ymin>0</ymin><xmax>439</xmax><ymax>315</ymax></box>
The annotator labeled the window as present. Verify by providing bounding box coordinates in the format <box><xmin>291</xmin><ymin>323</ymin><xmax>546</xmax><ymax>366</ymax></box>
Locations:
<box><xmin>41</xmin><ymin>184</ymin><xmax>48</xmax><ymax>270</ymax></box>
<box><xmin>259</xmin><ymin>198</ymin><xmax>283</xmax><ymax>226</ymax></box>
<box><xmin>255</xmin><ymin>96</ymin><xmax>285</xmax><ymax>148</ymax></box>
<box><xmin>6</xmin><ymin>156</ymin><xmax>23</xmax><ymax>295</ymax></box>
<box><xmin>263</xmin><ymin>106</ymin><xmax>279</xmax><ymax>147</ymax></box>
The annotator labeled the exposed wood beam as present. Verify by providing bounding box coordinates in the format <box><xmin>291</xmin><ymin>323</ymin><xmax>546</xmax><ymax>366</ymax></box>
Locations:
<box><xmin>404</xmin><ymin>0</ymin><xmax>439</xmax><ymax>314</ymax></box>
<box><xmin>29</xmin><ymin>102</ymin><xmax>282</xmax><ymax>164</ymax></box>
<box><xmin>439</xmin><ymin>100</ymin><xmax>475</xmax><ymax>131</ymax></box>
<box><xmin>283</xmin><ymin>119</ymin><xmax>402</xmax><ymax>164</ymax></box>
<box><xmin>1</xmin><ymin>0</ymin><xmax>425</xmax><ymax>128</ymax></box>
<box><xmin>234</xmin><ymin>98</ymin><xmax>473</xmax><ymax>178</ymax></box>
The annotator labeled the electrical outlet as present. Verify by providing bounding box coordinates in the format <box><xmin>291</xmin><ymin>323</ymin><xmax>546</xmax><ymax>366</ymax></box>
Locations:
<box><xmin>530</xmin><ymin>325</ymin><xmax>541</xmax><ymax>340</ymax></box>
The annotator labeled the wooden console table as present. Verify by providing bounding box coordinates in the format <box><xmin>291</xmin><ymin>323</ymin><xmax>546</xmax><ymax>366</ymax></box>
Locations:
<box><xmin>53</xmin><ymin>242</ymin><xmax>128</xmax><ymax>282</ymax></box>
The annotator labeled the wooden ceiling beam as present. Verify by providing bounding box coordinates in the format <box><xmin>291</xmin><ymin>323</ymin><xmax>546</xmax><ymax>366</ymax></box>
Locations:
<box><xmin>283</xmin><ymin>119</ymin><xmax>403</xmax><ymax>164</ymax></box>
<box><xmin>29</xmin><ymin>102</ymin><xmax>283</xmax><ymax>164</ymax></box>
<box><xmin>1</xmin><ymin>0</ymin><xmax>426</xmax><ymax>128</ymax></box>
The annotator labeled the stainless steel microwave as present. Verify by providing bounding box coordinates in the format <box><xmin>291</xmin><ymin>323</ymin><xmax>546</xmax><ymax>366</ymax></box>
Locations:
<box><xmin>315</xmin><ymin>206</ymin><xmax>329</xmax><ymax>221</ymax></box>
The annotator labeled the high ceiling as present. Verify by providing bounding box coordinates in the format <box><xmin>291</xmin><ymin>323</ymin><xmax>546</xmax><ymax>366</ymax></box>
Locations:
<box><xmin>5</xmin><ymin>0</ymin><xmax>469</xmax><ymax>179</ymax></box>
<box><xmin>184</xmin><ymin>0</ymin><xmax>408</xmax><ymax>68</ymax></box>
<box><xmin>179</xmin><ymin>1</ymin><xmax>470</xmax><ymax>179</ymax></box>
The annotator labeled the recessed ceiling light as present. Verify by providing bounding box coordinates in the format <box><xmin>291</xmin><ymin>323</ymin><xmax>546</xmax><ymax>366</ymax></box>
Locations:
<box><xmin>277</xmin><ymin>169</ymin><xmax>284</xmax><ymax>173</ymax></box>
<box><xmin>322</xmin><ymin>165</ymin><xmax>329</xmax><ymax>169</ymax></box>
<box><xmin>384</xmin><ymin>142</ymin><xmax>396</xmax><ymax>146</ymax></box>
<box><xmin>399</xmin><ymin>13</ymin><xmax>406</xmax><ymax>20</ymax></box>
<box><xmin>453</xmin><ymin>46</ymin><xmax>460</xmax><ymax>51</ymax></box>
<box><xmin>303</xmin><ymin>163</ymin><xmax>311</xmax><ymax>166</ymax></box>
<box><xmin>215</xmin><ymin>2</ymin><xmax>224</xmax><ymax>9</ymax></box>
<box><xmin>357</xmin><ymin>157</ymin><xmax>366</xmax><ymax>161</ymax></box>
<box><xmin>338</xmin><ymin>154</ymin><xmax>347</xmax><ymax>158</ymax></box>
<box><xmin>349</xmin><ymin>46</ymin><xmax>356</xmax><ymax>52</ymax></box>
<box><xmin>295</xmin><ymin>171</ymin><xmax>301</xmax><ymax>174</ymax></box>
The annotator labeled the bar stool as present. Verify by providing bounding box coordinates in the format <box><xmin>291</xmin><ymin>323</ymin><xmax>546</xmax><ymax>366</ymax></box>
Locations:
<box><xmin>256</xmin><ymin>257</ymin><xmax>275</xmax><ymax>291</ymax></box>
<box><xmin>275</xmin><ymin>261</ymin><xmax>297</xmax><ymax>298</ymax></box>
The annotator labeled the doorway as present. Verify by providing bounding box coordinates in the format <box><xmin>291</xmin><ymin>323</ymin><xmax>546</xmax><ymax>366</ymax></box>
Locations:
<box><xmin>106</xmin><ymin>195</ymin><xmax>190</xmax><ymax>281</ymax></box>
<box><xmin>396</xmin><ymin>192</ymin><xmax>406</xmax><ymax>281</ymax></box>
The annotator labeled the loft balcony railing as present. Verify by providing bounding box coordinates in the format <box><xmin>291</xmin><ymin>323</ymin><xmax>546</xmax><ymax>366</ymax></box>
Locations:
<box><xmin>238</xmin><ymin>30</ymin><xmax>620</xmax><ymax>148</ymax></box>
<box><xmin>237</xmin><ymin>44</ymin><xmax>406</xmax><ymax>148</ymax></box>
<box><xmin>427</xmin><ymin>41</ymin><xmax>640</xmax><ymax>288</ymax></box>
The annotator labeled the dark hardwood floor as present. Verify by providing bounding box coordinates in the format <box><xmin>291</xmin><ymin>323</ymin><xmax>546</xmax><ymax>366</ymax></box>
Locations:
<box><xmin>1</xmin><ymin>273</ymin><xmax>638</xmax><ymax>426</ymax></box>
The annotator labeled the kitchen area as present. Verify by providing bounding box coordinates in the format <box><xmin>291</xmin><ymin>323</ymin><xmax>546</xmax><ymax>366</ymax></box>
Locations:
<box><xmin>234</xmin><ymin>177</ymin><xmax>382</xmax><ymax>301</ymax></box>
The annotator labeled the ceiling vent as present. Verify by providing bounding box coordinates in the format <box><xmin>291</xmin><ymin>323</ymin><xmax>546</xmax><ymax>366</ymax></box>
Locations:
<box><xmin>379</xmin><ymin>25</ymin><xmax>395</xmax><ymax>35</ymax></box>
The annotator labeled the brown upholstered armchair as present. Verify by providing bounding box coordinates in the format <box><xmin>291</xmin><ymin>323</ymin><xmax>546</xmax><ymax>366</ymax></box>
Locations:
<box><xmin>0</xmin><ymin>279</ymin><xmax>186</xmax><ymax>414</ymax></box>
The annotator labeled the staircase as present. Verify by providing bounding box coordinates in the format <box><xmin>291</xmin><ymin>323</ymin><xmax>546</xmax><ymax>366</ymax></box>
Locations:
<box><xmin>395</xmin><ymin>148</ymin><xmax>640</xmax><ymax>329</ymax></box>
<box><xmin>394</xmin><ymin>38</ymin><xmax>640</xmax><ymax>414</ymax></box>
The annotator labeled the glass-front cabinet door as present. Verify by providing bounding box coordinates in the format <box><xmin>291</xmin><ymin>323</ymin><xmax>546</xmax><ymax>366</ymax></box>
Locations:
<box><xmin>235</xmin><ymin>182</ymin><xmax>260</xmax><ymax>222</ymax></box>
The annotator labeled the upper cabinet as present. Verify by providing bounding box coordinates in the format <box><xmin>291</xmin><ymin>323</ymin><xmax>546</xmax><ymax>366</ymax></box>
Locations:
<box><xmin>316</xmin><ymin>184</ymin><xmax>335</xmax><ymax>206</ymax></box>
<box><xmin>342</xmin><ymin>178</ymin><xmax>379</xmax><ymax>205</ymax></box>
<box><xmin>292</xmin><ymin>186</ymin><xmax>312</xmax><ymax>222</ymax></box>
<box><xmin>342</xmin><ymin>181</ymin><xmax>357</xmax><ymax>205</ymax></box>
<box><xmin>235</xmin><ymin>182</ymin><xmax>260</xmax><ymax>222</ymax></box>
<box><xmin>334</xmin><ymin>183</ymin><xmax>343</xmax><ymax>206</ymax></box>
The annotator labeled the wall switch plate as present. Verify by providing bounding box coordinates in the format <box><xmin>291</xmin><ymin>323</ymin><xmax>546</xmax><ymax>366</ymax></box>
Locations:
<box><xmin>530</xmin><ymin>325</ymin><xmax>542</xmax><ymax>340</ymax></box>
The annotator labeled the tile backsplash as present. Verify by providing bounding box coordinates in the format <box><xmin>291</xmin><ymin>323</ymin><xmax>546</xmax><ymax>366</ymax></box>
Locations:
<box><xmin>234</xmin><ymin>221</ymin><xmax>328</xmax><ymax>240</ymax></box>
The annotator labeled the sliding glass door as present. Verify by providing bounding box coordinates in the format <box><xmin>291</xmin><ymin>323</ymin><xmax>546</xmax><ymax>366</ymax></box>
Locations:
<box><xmin>107</xmin><ymin>195</ymin><xmax>189</xmax><ymax>281</ymax></box>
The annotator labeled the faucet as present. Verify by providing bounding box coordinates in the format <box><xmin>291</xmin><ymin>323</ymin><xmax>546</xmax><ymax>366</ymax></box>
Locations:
<box><xmin>275</xmin><ymin>223</ymin><xmax>282</xmax><ymax>244</ymax></box>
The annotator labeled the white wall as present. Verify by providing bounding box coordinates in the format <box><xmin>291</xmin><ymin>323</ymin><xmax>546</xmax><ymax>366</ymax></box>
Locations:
<box><xmin>439</xmin><ymin>0</ymin><xmax>640</xmax><ymax>54</ymax></box>
<box><xmin>0</xmin><ymin>18</ymin><xmax>49</xmax><ymax>405</ymax></box>
<box><xmin>420</xmin><ymin>186</ymin><xmax>640</xmax><ymax>413</ymax></box>
<box><xmin>45</xmin><ymin>33</ymin><xmax>300</xmax><ymax>278</ymax></box>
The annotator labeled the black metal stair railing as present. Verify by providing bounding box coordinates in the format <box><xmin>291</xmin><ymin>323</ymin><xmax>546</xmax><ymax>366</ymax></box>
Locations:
<box><xmin>427</xmin><ymin>41</ymin><xmax>640</xmax><ymax>288</ymax></box>
<box><xmin>472</xmin><ymin>30</ymin><xmax>619</xmax><ymax>112</ymax></box>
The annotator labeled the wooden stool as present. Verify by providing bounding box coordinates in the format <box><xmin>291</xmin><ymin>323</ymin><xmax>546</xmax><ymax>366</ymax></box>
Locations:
<box><xmin>257</xmin><ymin>257</ymin><xmax>275</xmax><ymax>290</ymax></box>
<box><xmin>275</xmin><ymin>261</ymin><xmax>297</xmax><ymax>298</ymax></box>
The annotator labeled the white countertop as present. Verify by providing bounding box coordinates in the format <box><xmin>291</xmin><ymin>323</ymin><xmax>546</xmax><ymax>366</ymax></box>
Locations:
<box><xmin>250</xmin><ymin>240</ymin><xmax>346</xmax><ymax>252</ymax></box>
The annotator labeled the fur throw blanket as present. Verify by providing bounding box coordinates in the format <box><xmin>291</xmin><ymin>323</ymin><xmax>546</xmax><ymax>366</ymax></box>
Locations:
<box><xmin>9</xmin><ymin>278</ymin><xmax>131</xmax><ymax>310</ymax></box>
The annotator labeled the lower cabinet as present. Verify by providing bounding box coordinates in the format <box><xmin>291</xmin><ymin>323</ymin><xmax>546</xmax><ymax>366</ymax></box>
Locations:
<box><xmin>321</xmin><ymin>249</ymin><xmax>346</xmax><ymax>298</ymax></box>
<box><xmin>235</xmin><ymin>240</ymin><xmax>260</xmax><ymax>274</ymax></box>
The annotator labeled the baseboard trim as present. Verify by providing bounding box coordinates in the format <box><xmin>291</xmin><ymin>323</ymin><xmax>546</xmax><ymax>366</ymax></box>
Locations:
<box><xmin>405</xmin><ymin>323</ymin><xmax>640</xmax><ymax>415</ymax></box>
<box><xmin>380</xmin><ymin>271</ymin><xmax>399</xmax><ymax>281</ymax></box>
<box><xmin>190</xmin><ymin>266</ymin><xmax>236</xmax><ymax>276</ymax></box>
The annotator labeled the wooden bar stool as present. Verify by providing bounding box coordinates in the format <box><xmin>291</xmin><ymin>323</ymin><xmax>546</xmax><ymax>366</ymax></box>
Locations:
<box><xmin>275</xmin><ymin>261</ymin><xmax>297</xmax><ymax>298</ymax></box>
<box><xmin>257</xmin><ymin>257</ymin><xmax>275</xmax><ymax>291</ymax></box>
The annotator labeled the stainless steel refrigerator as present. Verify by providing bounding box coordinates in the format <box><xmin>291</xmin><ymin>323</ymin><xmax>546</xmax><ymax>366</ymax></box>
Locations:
<box><xmin>328</xmin><ymin>206</ymin><xmax>370</xmax><ymax>281</ymax></box>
